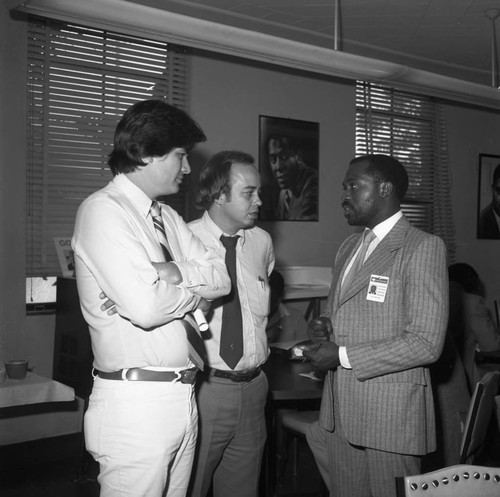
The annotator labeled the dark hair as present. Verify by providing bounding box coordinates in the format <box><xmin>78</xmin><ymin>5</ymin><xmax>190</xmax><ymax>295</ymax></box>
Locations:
<box><xmin>269</xmin><ymin>269</ymin><xmax>285</xmax><ymax>298</ymax></box>
<box><xmin>448</xmin><ymin>263</ymin><xmax>481</xmax><ymax>294</ymax></box>
<box><xmin>107</xmin><ymin>99</ymin><xmax>206</xmax><ymax>175</ymax></box>
<box><xmin>351</xmin><ymin>154</ymin><xmax>409</xmax><ymax>201</ymax></box>
<box><xmin>493</xmin><ymin>164</ymin><xmax>500</xmax><ymax>184</ymax></box>
<box><xmin>267</xmin><ymin>135</ymin><xmax>298</xmax><ymax>152</ymax></box>
<box><xmin>195</xmin><ymin>150</ymin><xmax>255</xmax><ymax>210</ymax></box>
<box><xmin>266</xmin><ymin>134</ymin><xmax>306</xmax><ymax>162</ymax></box>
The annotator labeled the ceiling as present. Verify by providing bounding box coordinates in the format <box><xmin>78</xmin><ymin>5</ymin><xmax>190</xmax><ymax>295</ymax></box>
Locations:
<box><xmin>137</xmin><ymin>0</ymin><xmax>500</xmax><ymax>86</ymax></box>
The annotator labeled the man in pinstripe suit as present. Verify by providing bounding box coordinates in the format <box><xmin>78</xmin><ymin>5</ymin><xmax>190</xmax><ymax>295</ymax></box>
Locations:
<box><xmin>304</xmin><ymin>154</ymin><xmax>448</xmax><ymax>497</ymax></box>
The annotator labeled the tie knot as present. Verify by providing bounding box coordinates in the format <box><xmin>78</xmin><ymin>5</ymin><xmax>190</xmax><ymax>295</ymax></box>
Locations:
<box><xmin>220</xmin><ymin>235</ymin><xmax>239</xmax><ymax>249</ymax></box>
<box><xmin>363</xmin><ymin>229</ymin><xmax>376</xmax><ymax>245</ymax></box>
<box><xmin>150</xmin><ymin>201</ymin><xmax>161</xmax><ymax>218</ymax></box>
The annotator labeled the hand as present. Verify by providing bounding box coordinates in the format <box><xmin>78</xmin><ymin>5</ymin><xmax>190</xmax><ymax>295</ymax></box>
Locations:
<box><xmin>99</xmin><ymin>291</ymin><xmax>117</xmax><ymax>316</ymax></box>
<box><xmin>302</xmin><ymin>341</ymin><xmax>340</xmax><ymax>371</ymax></box>
<box><xmin>197</xmin><ymin>297</ymin><xmax>211</xmax><ymax>313</ymax></box>
<box><xmin>307</xmin><ymin>317</ymin><xmax>332</xmax><ymax>342</ymax></box>
<box><xmin>152</xmin><ymin>261</ymin><xmax>182</xmax><ymax>284</ymax></box>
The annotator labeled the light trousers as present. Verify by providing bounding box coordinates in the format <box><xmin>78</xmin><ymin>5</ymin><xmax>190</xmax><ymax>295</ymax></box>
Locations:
<box><xmin>85</xmin><ymin>376</ymin><xmax>198</xmax><ymax>497</ymax></box>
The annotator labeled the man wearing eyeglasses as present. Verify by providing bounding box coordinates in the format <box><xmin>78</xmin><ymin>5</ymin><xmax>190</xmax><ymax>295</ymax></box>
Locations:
<box><xmin>478</xmin><ymin>163</ymin><xmax>500</xmax><ymax>239</ymax></box>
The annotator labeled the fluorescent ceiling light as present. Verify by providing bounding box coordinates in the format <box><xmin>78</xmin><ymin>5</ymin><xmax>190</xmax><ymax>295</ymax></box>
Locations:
<box><xmin>10</xmin><ymin>0</ymin><xmax>500</xmax><ymax>110</ymax></box>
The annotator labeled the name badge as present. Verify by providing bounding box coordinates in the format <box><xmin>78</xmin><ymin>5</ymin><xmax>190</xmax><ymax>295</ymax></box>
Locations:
<box><xmin>366</xmin><ymin>275</ymin><xmax>389</xmax><ymax>302</ymax></box>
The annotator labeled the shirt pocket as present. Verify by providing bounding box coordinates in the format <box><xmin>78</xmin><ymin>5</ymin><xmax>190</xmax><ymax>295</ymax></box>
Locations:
<box><xmin>249</xmin><ymin>276</ymin><xmax>270</xmax><ymax>320</ymax></box>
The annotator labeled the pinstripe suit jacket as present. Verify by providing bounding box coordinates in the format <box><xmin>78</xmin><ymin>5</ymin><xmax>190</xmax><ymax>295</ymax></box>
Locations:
<box><xmin>318</xmin><ymin>216</ymin><xmax>448</xmax><ymax>455</ymax></box>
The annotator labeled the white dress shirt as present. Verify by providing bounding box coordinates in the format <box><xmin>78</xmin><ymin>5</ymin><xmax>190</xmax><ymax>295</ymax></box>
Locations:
<box><xmin>72</xmin><ymin>174</ymin><xmax>230</xmax><ymax>372</ymax></box>
<box><xmin>189</xmin><ymin>211</ymin><xmax>275</xmax><ymax>371</ymax></box>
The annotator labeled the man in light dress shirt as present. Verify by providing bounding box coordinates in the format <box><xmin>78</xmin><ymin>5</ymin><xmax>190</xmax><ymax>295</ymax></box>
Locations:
<box><xmin>187</xmin><ymin>150</ymin><xmax>275</xmax><ymax>497</ymax></box>
<box><xmin>304</xmin><ymin>154</ymin><xmax>448</xmax><ymax>497</ymax></box>
<box><xmin>72</xmin><ymin>100</ymin><xmax>230</xmax><ymax>497</ymax></box>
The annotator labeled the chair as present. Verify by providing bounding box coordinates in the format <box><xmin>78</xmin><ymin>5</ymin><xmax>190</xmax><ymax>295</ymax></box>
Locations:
<box><xmin>496</xmin><ymin>395</ymin><xmax>500</xmax><ymax>431</ymax></box>
<box><xmin>459</xmin><ymin>370</ymin><xmax>500</xmax><ymax>464</ymax></box>
<box><xmin>396</xmin><ymin>464</ymin><xmax>500</xmax><ymax>496</ymax></box>
<box><xmin>277</xmin><ymin>409</ymin><xmax>328</xmax><ymax>496</ymax></box>
<box><xmin>278</xmin><ymin>409</ymin><xmax>319</xmax><ymax>478</ymax></box>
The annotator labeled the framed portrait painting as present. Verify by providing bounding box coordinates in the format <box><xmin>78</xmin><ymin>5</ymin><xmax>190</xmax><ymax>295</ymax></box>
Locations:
<box><xmin>477</xmin><ymin>153</ymin><xmax>500</xmax><ymax>240</ymax></box>
<box><xmin>259</xmin><ymin>115</ymin><xmax>319</xmax><ymax>221</ymax></box>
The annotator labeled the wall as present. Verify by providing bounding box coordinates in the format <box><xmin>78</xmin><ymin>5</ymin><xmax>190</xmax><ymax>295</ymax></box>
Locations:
<box><xmin>1</xmin><ymin>8</ymin><xmax>499</xmax><ymax>378</ymax></box>
<box><xmin>446</xmin><ymin>103</ymin><xmax>500</xmax><ymax>308</ymax></box>
<box><xmin>188</xmin><ymin>51</ymin><xmax>356</xmax><ymax>268</ymax></box>
<box><xmin>0</xmin><ymin>5</ymin><xmax>32</xmax><ymax>368</ymax></box>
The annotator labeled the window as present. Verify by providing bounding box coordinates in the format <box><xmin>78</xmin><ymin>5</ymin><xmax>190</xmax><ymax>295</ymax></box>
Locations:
<box><xmin>355</xmin><ymin>81</ymin><xmax>456</xmax><ymax>260</ymax></box>
<box><xmin>26</xmin><ymin>18</ymin><xmax>191</xmax><ymax>306</ymax></box>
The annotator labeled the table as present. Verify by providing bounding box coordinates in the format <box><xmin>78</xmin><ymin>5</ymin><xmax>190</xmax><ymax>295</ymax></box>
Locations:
<box><xmin>0</xmin><ymin>372</ymin><xmax>81</xmax><ymax>446</ymax></box>
<box><xmin>261</xmin><ymin>351</ymin><xmax>324</xmax><ymax>497</ymax></box>
<box><xmin>0</xmin><ymin>372</ymin><xmax>75</xmax><ymax>409</ymax></box>
<box><xmin>475</xmin><ymin>349</ymin><xmax>500</xmax><ymax>375</ymax></box>
<box><xmin>476</xmin><ymin>350</ymin><xmax>500</xmax><ymax>364</ymax></box>
<box><xmin>263</xmin><ymin>351</ymin><xmax>324</xmax><ymax>402</ymax></box>
<box><xmin>279</xmin><ymin>266</ymin><xmax>331</xmax><ymax>320</ymax></box>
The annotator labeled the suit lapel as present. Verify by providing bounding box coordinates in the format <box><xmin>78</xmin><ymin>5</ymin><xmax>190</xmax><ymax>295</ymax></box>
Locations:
<box><xmin>337</xmin><ymin>217</ymin><xmax>410</xmax><ymax>305</ymax></box>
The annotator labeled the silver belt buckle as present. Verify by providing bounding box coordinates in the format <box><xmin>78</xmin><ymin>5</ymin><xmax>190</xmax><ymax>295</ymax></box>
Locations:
<box><xmin>181</xmin><ymin>369</ymin><xmax>197</xmax><ymax>384</ymax></box>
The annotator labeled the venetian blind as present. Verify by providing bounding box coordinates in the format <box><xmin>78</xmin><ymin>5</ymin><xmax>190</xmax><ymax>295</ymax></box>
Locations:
<box><xmin>26</xmin><ymin>18</ymin><xmax>191</xmax><ymax>277</ymax></box>
<box><xmin>355</xmin><ymin>81</ymin><xmax>456</xmax><ymax>260</ymax></box>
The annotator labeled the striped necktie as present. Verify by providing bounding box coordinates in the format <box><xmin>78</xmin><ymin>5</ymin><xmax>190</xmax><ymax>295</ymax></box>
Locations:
<box><xmin>219</xmin><ymin>235</ymin><xmax>243</xmax><ymax>369</ymax></box>
<box><xmin>150</xmin><ymin>201</ymin><xmax>206</xmax><ymax>370</ymax></box>
<box><xmin>150</xmin><ymin>200</ymin><xmax>173</xmax><ymax>262</ymax></box>
<box><xmin>340</xmin><ymin>228</ymin><xmax>376</xmax><ymax>300</ymax></box>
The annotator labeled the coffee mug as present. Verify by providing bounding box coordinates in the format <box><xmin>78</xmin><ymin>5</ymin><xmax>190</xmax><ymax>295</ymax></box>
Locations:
<box><xmin>5</xmin><ymin>360</ymin><xmax>29</xmax><ymax>380</ymax></box>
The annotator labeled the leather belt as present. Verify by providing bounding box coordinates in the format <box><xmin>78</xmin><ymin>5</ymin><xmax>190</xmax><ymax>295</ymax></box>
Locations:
<box><xmin>206</xmin><ymin>367</ymin><xmax>262</xmax><ymax>383</ymax></box>
<box><xmin>95</xmin><ymin>368</ymin><xmax>198</xmax><ymax>384</ymax></box>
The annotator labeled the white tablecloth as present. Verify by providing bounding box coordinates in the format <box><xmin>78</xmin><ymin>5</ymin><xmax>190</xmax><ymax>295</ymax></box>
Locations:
<box><xmin>0</xmin><ymin>372</ymin><xmax>75</xmax><ymax>408</ymax></box>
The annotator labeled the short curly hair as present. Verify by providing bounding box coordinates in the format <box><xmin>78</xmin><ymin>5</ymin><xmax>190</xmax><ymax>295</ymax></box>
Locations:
<box><xmin>351</xmin><ymin>154</ymin><xmax>409</xmax><ymax>201</ymax></box>
<box><xmin>195</xmin><ymin>150</ymin><xmax>255</xmax><ymax>210</ymax></box>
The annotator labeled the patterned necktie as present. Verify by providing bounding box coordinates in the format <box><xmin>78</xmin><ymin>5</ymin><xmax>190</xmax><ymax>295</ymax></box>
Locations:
<box><xmin>220</xmin><ymin>235</ymin><xmax>243</xmax><ymax>369</ymax></box>
<box><xmin>150</xmin><ymin>200</ymin><xmax>173</xmax><ymax>262</ymax></box>
<box><xmin>340</xmin><ymin>228</ymin><xmax>376</xmax><ymax>299</ymax></box>
<box><xmin>150</xmin><ymin>201</ymin><xmax>206</xmax><ymax>370</ymax></box>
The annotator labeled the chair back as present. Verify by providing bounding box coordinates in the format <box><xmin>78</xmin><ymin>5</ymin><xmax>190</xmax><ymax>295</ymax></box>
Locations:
<box><xmin>459</xmin><ymin>370</ymin><xmax>500</xmax><ymax>464</ymax></box>
<box><xmin>396</xmin><ymin>465</ymin><xmax>500</xmax><ymax>496</ymax></box>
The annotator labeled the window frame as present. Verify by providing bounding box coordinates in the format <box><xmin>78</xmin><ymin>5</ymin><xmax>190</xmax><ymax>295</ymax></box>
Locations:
<box><xmin>25</xmin><ymin>17</ymin><xmax>192</xmax><ymax>311</ymax></box>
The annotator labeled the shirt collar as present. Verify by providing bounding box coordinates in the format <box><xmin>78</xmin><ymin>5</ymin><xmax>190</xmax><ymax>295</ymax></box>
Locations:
<box><xmin>203</xmin><ymin>211</ymin><xmax>247</xmax><ymax>246</ymax></box>
<box><xmin>113</xmin><ymin>173</ymin><xmax>155</xmax><ymax>219</ymax></box>
<box><xmin>371</xmin><ymin>210</ymin><xmax>403</xmax><ymax>242</ymax></box>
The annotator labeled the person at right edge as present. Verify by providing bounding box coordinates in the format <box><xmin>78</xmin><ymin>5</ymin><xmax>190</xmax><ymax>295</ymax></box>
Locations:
<box><xmin>303</xmin><ymin>154</ymin><xmax>449</xmax><ymax>497</ymax></box>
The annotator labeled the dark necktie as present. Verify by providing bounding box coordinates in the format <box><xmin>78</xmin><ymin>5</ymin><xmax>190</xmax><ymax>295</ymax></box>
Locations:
<box><xmin>220</xmin><ymin>235</ymin><xmax>243</xmax><ymax>369</ymax></box>
<box><xmin>150</xmin><ymin>201</ymin><xmax>206</xmax><ymax>370</ymax></box>
<box><xmin>340</xmin><ymin>228</ymin><xmax>376</xmax><ymax>300</ymax></box>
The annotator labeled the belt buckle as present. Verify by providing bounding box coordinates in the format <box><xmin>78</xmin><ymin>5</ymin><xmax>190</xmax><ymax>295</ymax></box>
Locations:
<box><xmin>231</xmin><ymin>372</ymin><xmax>249</xmax><ymax>383</ymax></box>
<box><xmin>180</xmin><ymin>369</ymin><xmax>197</xmax><ymax>384</ymax></box>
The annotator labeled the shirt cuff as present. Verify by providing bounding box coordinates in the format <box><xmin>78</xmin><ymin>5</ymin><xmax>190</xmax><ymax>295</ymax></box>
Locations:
<box><xmin>339</xmin><ymin>346</ymin><xmax>352</xmax><ymax>369</ymax></box>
